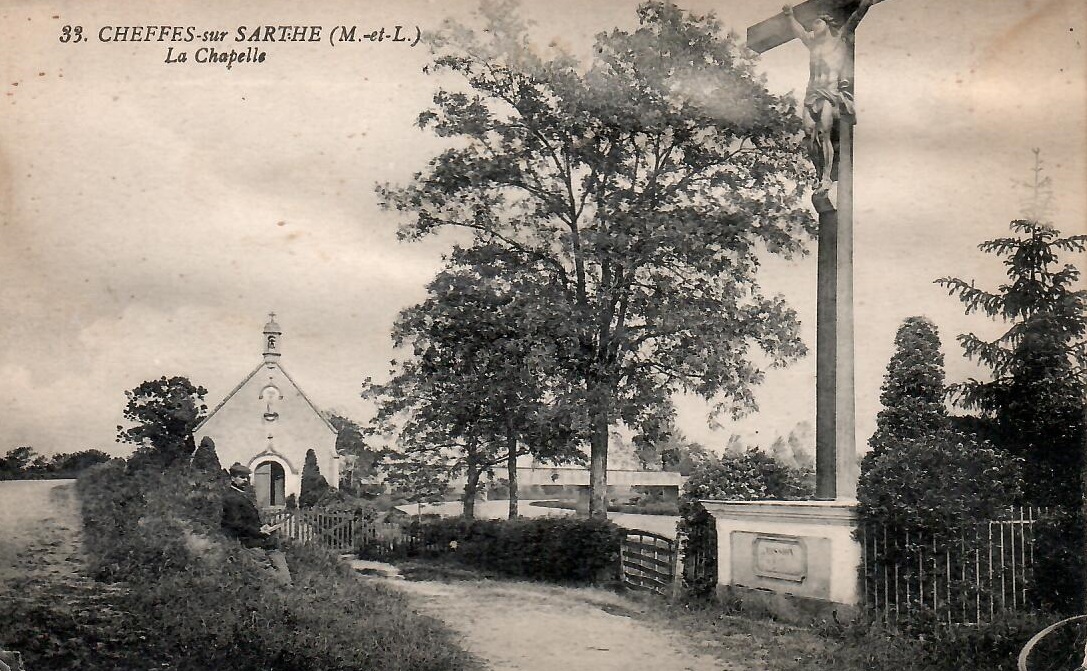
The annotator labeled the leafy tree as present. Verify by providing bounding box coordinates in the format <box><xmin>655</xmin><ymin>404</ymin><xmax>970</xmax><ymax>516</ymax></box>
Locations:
<box><xmin>328</xmin><ymin>414</ymin><xmax>387</xmax><ymax>493</ymax></box>
<box><xmin>44</xmin><ymin>450</ymin><xmax>112</xmax><ymax>478</ymax></box>
<box><xmin>936</xmin><ymin>155</ymin><xmax>1086</xmax><ymax>507</ymax></box>
<box><xmin>786</xmin><ymin>421</ymin><xmax>815</xmax><ymax>470</ymax></box>
<box><xmin>299</xmin><ymin>448</ymin><xmax>331</xmax><ymax>508</ymax></box>
<box><xmin>867</xmin><ymin>316</ymin><xmax>948</xmax><ymax>456</ymax></box>
<box><xmin>378</xmin><ymin>1</ymin><xmax>814</xmax><ymax>517</ymax></box>
<box><xmin>632</xmin><ymin>424</ymin><xmax>709</xmax><ymax>474</ymax></box>
<box><xmin>769</xmin><ymin>435</ymin><xmax>791</xmax><ymax>466</ymax></box>
<box><xmin>723</xmin><ymin>434</ymin><xmax>746</xmax><ymax>455</ymax></box>
<box><xmin>383</xmin><ymin>450</ymin><xmax>451</xmax><ymax>513</ymax></box>
<box><xmin>117</xmin><ymin>376</ymin><xmax>208</xmax><ymax>470</ymax></box>
<box><xmin>605</xmin><ymin>430</ymin><xmax>643</xmax><ymax>470</ymax></box>
<box><xmin>365</xmin><ymin>263</ymin><xmax>584</xmax><ymax>520</ymax></box>
<box><xmin>1</xmin><ymin>447</ymin><xmax>112</xmax><ymax>480</ymax></box>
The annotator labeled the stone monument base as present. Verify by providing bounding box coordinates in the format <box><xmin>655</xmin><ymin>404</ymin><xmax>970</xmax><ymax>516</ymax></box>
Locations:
<box><xmin>700</xmin><ymin>499</ymin><xmax>861</xmax><ymax>624</ymax></box>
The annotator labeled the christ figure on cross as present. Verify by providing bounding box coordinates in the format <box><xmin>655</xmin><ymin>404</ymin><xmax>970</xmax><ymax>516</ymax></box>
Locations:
<box><xmin>783</xmin><ymin>0</ymin><xmax>874</xmax><ymax>193</ymax></box>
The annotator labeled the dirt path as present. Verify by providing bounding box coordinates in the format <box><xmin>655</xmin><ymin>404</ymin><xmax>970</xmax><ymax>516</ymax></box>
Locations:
<box><xmin>391</xmin><ymin>578</ymin><xmax>737</xmax><ymax>671</ymax></box>
<box><xmin>0</xmin><ymin>479</ymin><xmax>85</xmax><ymax>593</ymax></box>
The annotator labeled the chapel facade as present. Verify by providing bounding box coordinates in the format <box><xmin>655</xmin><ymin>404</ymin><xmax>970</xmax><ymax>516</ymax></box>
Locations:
<box><xmin>195</xmin><ymin>315</ymin><xmax>339</xmax><ymax>507</ymax></box>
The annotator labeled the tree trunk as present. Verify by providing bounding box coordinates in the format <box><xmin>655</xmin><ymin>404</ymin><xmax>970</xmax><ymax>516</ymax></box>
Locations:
<box><xmin>588</xmin><ymin>386</ymin><xmax>610</xmax><ymax>520</ymax></box>
<box><xmin>1082</xmin><ymin>453</ymin><xmax>1087</xmax><ymax>613</ymax></box>
<box><xmin>463</xmin><ymin>461</ymin><xmax>481</xmax><ymax>521</ymax></box>
<box><xmin>507</xmin><ymin>420</ymin><xmax>519</xmax><ymax>519</ymax></box>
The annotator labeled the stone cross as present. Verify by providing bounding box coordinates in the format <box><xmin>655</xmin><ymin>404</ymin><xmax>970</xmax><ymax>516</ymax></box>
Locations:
<box><xmin>747</xmin><ymin>0</ymin><xmax>881</xmax><ymax>500</ymax></box>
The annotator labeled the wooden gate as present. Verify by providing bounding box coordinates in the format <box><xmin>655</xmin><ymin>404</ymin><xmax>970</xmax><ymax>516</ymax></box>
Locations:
<box><xmin>620</xmin><ymin>530</ymin><xmax>678</xmax><ymax>597</ymax></box>
<box><xmin>265</xmin><ymin>509</ymin><xmax>358</xmax><ymax>553</ymax></box>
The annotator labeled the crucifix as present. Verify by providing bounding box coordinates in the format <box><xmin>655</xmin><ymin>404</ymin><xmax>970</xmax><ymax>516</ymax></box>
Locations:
<box><xmin>747</xmin><ymin>0</ymin><xmax>879</xmax><ymax>500</ymax></box>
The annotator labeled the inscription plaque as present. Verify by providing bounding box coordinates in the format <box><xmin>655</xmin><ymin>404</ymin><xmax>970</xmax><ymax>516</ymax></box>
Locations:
<box><xmin>753</xmin><ymin>536</ymin><xmax>806</xmax><ymax>582</ymax></box>
<box><xmin>730</xmin><ymin>531</ymin><xmax>832</xmax><ymax>599</ymax></box>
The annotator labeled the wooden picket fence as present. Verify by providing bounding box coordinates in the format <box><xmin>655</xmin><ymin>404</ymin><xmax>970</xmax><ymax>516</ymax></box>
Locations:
<box><xmin>264</xmin><ymin>509</ymin><xmax>359</xmax><ymax>552</ymax></box>
<box><xmin>861</xmin><ymin>507</ymin><xmax>1053</xmax><ymax>625</ymax></box>
<box><xmin>619</xmin><ymin>530</ymin><xmax>679</xmax><ymax>597</ymax></box>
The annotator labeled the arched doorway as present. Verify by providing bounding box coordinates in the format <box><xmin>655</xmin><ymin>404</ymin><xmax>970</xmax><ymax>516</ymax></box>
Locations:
<box><xmin>254</xmin><ymin>460</ymin><xmax>286</xmax><ymax>508</ymax></box>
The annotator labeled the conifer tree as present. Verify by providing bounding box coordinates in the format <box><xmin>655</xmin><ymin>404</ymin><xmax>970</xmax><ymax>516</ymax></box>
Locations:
<box><xmin>299</xmin><ymin>448</ymin><xmax>331</xmax><ymax>508</ymax></box>
<box><xmin>867</xmin><ymin>316</ymin><xmax>948</xmax><ymax>456</ymax></box>
<box><xmin>190</xmin><ymin>436</ymin><xmax>222</xmax><ymax>474</ymax></box>
<box><xmin>858</xmin><ymin>316</ymin><xmax>1020</xmax><ymax>532</ymax></box>
<box><xmin>937</xmin><ymin>152</ymin><xmax>1086</xmax><ymax>507</ymax></box>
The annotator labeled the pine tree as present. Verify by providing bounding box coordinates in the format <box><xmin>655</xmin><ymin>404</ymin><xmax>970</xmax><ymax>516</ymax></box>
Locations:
<box><xmin>936</xmin><ymin>152</ymin><xmax>1086</xmax><ymax>507</ymax></box>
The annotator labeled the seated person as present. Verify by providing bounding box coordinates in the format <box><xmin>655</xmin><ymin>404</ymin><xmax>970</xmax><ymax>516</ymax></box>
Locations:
<box><xmin>221</xmin><ymin>462</ymin><xmax>291</xmax><ymax>585</ymax></box>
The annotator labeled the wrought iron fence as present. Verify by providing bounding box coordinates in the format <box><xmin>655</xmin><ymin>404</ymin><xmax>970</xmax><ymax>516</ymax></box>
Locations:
<box><xmin>861</xmin><ymin>507</ymin><xmax>1052</xmax><ymax>625</ymax></box>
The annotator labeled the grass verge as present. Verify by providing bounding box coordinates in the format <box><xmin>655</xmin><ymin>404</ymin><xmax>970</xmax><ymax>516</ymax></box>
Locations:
<box><xmin>0</xmin><ymin>460</ymin><xmax>481</xmax><ymax>671</ymax></box>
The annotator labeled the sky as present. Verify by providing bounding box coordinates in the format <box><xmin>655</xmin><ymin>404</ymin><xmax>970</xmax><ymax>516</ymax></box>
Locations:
<box><xmin>1</xmin><ymin>0</ymin><xmax>1084</xmax><ymax>459</ymax></box>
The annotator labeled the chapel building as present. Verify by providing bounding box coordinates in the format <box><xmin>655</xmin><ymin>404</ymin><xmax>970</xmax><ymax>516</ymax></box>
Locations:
<box><xmin>195</xmin><ymin>314</ymin><xmax>339</xmax><ymax>508</ymax></box>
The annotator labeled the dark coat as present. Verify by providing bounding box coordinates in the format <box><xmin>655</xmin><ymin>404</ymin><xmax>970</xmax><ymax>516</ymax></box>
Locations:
<box><xmin>221</xmin><ymin>486</ymin><xmax>269</xmax><ymax>549</ymax></box>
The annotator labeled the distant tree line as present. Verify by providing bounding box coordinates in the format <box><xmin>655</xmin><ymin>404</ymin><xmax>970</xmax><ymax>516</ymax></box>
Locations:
<box><xmin>0</xmin><ymin>446</ymin><xmax>111</xmax><ymax>480</ymax></box>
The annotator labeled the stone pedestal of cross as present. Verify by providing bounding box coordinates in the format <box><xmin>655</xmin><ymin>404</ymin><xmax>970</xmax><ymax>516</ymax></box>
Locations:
<box><xmin>748</xmin><ymin>0</ymin><xmax>881</xmax><ymax>501</ymax></box>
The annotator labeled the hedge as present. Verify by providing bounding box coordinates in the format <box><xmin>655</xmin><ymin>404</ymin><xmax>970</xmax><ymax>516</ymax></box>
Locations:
<box><xmin>360</xmin><ymin>516</ymin><xmax>624</xmax><ymax>585</ymax></box>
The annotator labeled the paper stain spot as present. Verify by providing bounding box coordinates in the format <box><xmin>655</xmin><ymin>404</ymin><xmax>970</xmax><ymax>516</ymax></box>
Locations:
<box><xmin>276</xmin><ymin>220</ymin><xmax>287</xmax><ymax>227</ymax></box>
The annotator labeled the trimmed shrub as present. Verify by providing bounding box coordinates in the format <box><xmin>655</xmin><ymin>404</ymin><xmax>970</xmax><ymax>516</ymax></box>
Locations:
<box><xmin>675</xmin><ymin>448</ymin><xmax>810</xmax><ymax>599</ymax></box>
<box><xmin>856</xmin><ymin>430</ymin><xmax>1022</xmax><ymax>627</ymax></box>
<box><xmin>857</xmin><ymin>316</ymin><xmax>1024</xmax><ymax>536</ymax></box>
<box><xmin>858</xmin><ymin>430</ymin><xmax>1021</xmax><ymax>534</ymax></box>
<box><xmin>360</xmin><ymin>516</ymin><xmax>623</xmax><ymax>585</ymax></box>
<box><xmin>190</xmin><ymin>436</ymin><xmax>222</xmax><ymax>473</ymax></box>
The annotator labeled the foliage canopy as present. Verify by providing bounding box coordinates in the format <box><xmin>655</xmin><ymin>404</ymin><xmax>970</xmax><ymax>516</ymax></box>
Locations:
<box><xmin>378</xmin><ymin>0</ymin><xmax>815</xmax><ymax>516</ymax></box>
<box><xmin>116</xmin><ymin>376</ymin><xmax>208</xmax><ymax>470</ymax></box>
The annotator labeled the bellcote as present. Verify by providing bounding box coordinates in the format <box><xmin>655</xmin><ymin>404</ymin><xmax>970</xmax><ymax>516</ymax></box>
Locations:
<box><xmin>263</xmin><ymin>312</ymin><xmax>282</xmax><ymax>363</ymax></box>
